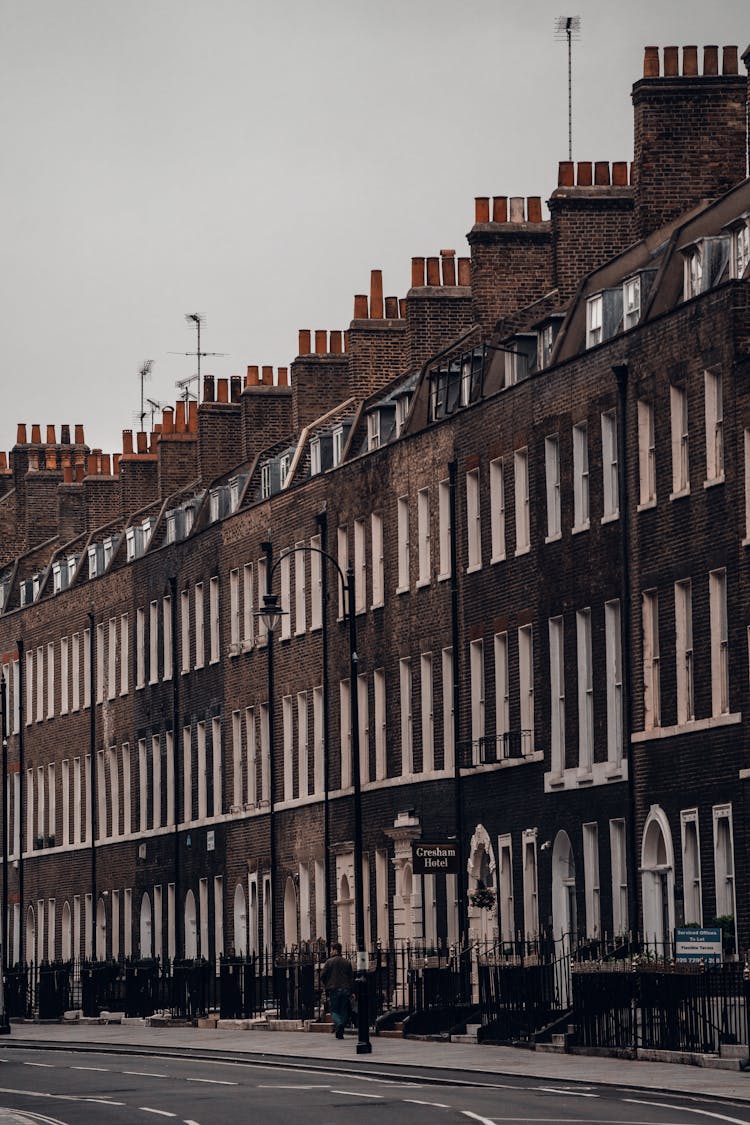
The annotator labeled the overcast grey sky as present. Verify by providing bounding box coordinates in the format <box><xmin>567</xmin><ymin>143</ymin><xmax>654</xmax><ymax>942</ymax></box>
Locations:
<box><xmin>1</xmin><ymin>0</ymin><xmax>746</xmax><ymax>458</ymax></box>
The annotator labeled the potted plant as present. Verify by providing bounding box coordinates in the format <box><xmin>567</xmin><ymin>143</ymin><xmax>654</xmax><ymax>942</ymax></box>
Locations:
<box><xmin>469</xmin><ymin>882</ymin><xmax>496</xmax><ymax>911</ymax></box>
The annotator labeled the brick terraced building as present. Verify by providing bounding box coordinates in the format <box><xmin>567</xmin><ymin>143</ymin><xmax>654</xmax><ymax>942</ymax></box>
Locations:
<box><xmin>1</xmin><ymin>42</ymin><xmax>750</xmax><ymax>970</ymax></box>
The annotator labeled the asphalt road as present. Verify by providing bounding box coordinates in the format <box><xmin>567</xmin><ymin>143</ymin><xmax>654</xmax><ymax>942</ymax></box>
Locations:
<box><xmin>0</xmin><ymin>1045</ymin><xmax>745</xmax><ymax>1124</ymax></box>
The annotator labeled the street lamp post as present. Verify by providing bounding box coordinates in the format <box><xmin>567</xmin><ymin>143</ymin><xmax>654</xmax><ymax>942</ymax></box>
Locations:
<box><xmin>259</xmin><ymin>546</ymin><xmax>372</xmax><ymax>1054</ymax></box>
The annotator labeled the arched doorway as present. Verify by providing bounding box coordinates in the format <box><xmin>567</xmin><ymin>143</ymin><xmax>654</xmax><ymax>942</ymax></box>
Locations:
<box><xmin>337</xmin><ymin>874</ymin><xmax>352</xmax><ymax>949</ymax></box>
<box><xmin>467</xmin><ymin>824</ymin><xmax>498</xmax><ymax>943</ymax></box>
<box><xmin>233</xmin><ymin>884</ymin><xmax>247</xmax><ymax>955</ymax></box>
<box><xmin>96</xmin><ymin>897</ymin><xmax>107</xmax><ymax>960</ymax></box>
<box><xmin>641</xmin><ymin>806</ymin><xmax>675</xmax><ymax>952</ymax></box>
<box><xmin>61</xmin><ymin>901</ymin><xmax>72</xmax><ymax>961</ymax></box>
<box><xmin>552</xmin><ymin>830</ymin><xmax>577</xmax><ymax>942</ymax></box>
<box><xmin>262</xmin><ymin>879</ymin><xmax>272</xmax><ymax>960</ymax></box>
<box><xmin>283</xmin><ymin>877</ymin><xmax>298</xmax><ymax>949</ymax></box>
<box><xmin>25</xmin><ymin>906</ymin><xmax>35</xmax><ymax>965</ymax></box>
<box><xmin>184</xmin><ymin>891</ymin><xmax>197</xmax><ymax>959</ymax></box>
<box><xmin>140</xmin><ymin>893</ymin><xmax>152</xmax><ymax>958</ymax></box>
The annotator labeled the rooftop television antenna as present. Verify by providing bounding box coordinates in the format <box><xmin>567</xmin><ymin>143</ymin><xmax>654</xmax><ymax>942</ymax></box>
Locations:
<box><xmin>169</xmin><ymin>313</ymin><xmax>227</xmax><ymax>404</ymax></box>
<box><xmin>137</xmin><ymin>360</ymin><xmax>154</xmax><ymax>432</ymax></box>
<box><xmin>554</xmin><ymin>16</ymin><xmax>581</xmax><ymax>161</ymax></box>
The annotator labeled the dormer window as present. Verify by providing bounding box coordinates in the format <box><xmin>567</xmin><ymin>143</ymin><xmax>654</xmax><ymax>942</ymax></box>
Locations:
<box><xmin>260</xmin><ymin>462</ymin><xmax>272</xmax><ymax>500</ymax></box>
<box><xmin>395</xmin><ymin>394</ymin><xmax>411</xmax><ymax>436</ymax></box>
<box><xmin>88</xmin><ymin>544</ymin><xmax>99</xmax><ymax>579</ymax></box>
<box><xmin>367</xmin><ymin>412</ymin><xmax>381</xmax><ymax>450</ymax></box>
<box><xmin>103</xmin><ymin>536</ymin><xmax>114</xmax><ymax>568</ymax></box>
<box><xmin>52</xmin><ymin>563</ymin><xmax>62</xmax><ymax>594</ymax></box>
<box><xmin>732</xmin><ymin>223</ymin><xmax>750</xmax><ymax>279</ymax></box>
<box><xmin>538</xmin><ymin>324</ymin><xmax>555</xmax><ymax>369</ymax></box>
<box><xmin>184</xmin><ymin>502</ymin><xmax>196</xmax><ymax>535</ymax></box>
<box><xmin>332</xmin><ymin>425</ymin><xmax>349</xmax><ymax>467</ymax></box>
<box><xmin>229</xmin><ymin>475</ymin><xmax>245</xmax><ymax>512</ymax></box>
<box><xmin>32</xmin><ymin>573</ymin><xmax>41</xmax><ymax>598</ymax></box>
<box><xmin>279</xmin><ymin>453</ymin><xmax>292</xmax><ymax>487</ymax></box>
<box><xmin>586</xmin><ymin>294</ymin><xmax>603</xmax><ymax>347</ymax></box>
<box><xmin>684</xmin><ymin>247</ymin><xmax>703</xmax><ymax>299</ymax></box>
<box><xmin>310</xmin><ymin>437</ymin><xmax>322</xmax><ymax>475</ymax></box>
<box><xmin>623</xmin><ymin>276</ymin><xmax>641</xmax><ymax>330</ymax></box>
<box><xmin>460</xmin><ymin>358</ymin><xmax>472</xmax><ymax>406</ymax></box>
<box><xmin>67</xmin><ymin>556</ymin><xmax>77</xmax><ymax>582</ymax></box>
<box><xmin>126</xmin><ymin>528</ymin><xmax>136</xmax><ymax>561</ymax></box>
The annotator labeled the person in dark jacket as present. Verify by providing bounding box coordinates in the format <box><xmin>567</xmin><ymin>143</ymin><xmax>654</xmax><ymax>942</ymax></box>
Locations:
<box><xmin>320</xmin><ymin>943</ymin><xmax>354</xmax><ymax>1038</ymax></box>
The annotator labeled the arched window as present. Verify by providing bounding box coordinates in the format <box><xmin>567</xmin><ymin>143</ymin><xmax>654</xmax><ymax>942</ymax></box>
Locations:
<box><xmin>140</xmin><ymin>893</ymin><xmax>152</xmax><ymax>958</ymax></box>
<box><xmin>184</xmin><ymin>891</ymin><xmax>197</xmax><ymax>959</ymax></box>
<box><xmin>337</xmin><ymin>874</ymin><xmax>352</xmax><ymax>950</ymax></box>
<box><xmin>551</xmin><ymin>830</ymin><xmax>577</xmax><ymax>943</ymax></box>
<box><xmin>25</xmin><ymin>905</ymin><xmax>35</xmax><ymax>965</ymax></box>
<box><xmin>283</xmin><ymin>876</ymin><xmax>298</xmax><ymax>950</ymax></box>
<box><xmin>233</xmin><ymin>884</ymin><xmax>247</xmax><ymax>955</ymax></box>
<box><xmin>96</xmin><ymin>897</ymin><xmax>107</xmax><ymax>960</ymax></box>
<box><xmin>61</xmin><ymin>901</ymin><xmax>72</xmax><ymax>962</ymax></box>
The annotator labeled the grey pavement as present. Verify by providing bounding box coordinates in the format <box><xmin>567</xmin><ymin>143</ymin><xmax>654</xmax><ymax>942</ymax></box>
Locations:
<box><xmin>4</xmin><ymin>1021</ymin><xmax>750</xmax><ymax>1105</ymax></box>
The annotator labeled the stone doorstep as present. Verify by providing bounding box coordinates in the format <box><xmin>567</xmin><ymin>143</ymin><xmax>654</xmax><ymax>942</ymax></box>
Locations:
<box><xmin>570</xmin><ymin>1045</ymin><xmax>747</xmax><ymax>1071</ymax></box>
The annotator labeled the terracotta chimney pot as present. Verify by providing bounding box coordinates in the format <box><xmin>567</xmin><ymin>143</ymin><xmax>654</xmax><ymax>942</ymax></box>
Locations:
<box><xmin>203</xmin><ymin>375</ymin><xmax>215</xmax><ymax>403</ymax></box>
<box><xmin>527</xmin><ymin>196</ymin><xmax>543</xmax><ymax>222</ymax></box>
<box><xmin>370</xmin><ymin>269</ymin><xmax>384</xmax><ymax>319</ymax></box>
<box><xmin>440</xmin><ymin>250</ymin><xmax>456</xmax><ymax>286</ymax></box>
<box><xmin>474</xmin><ymin>197</ymin><xmax>490</xmax><ymax>224</ymax></box>
<box><xmin>353</xmin><ymin>294</ymin><xmax>368</xmax><ymax>319</ymax></box>
<box><xmin>398</xmin><ymin>299</ymin><xmax>407</xmax><ymax>319</ymax></box>
<box><xmin>298</xmin><ymin>330</ymin><xmax>311</xmax><ymax>356</ymax></box>
<box><xmin>722</xmin><ymin>45</ymin><xmax>738</xmax><ymax>74</ymax></box>
<box><xmin>492</xmin><ymin>196</ymin><xmax>508</xmax><ymax>222</ymax></box>
<box><xmin>63</xmin><ymin>463</ymin><xmax>73</xmax><ymax>484</ymax></box>
<box><xmin>612</xmin><ymin>161</ymin><xmax>629</xmax><ymax>186</ymax></box>
<box><xmin>230</xmin><ymin>375</ymin><xmax>242</xmax><ymax>402</ymax></box>
<box><xmin>45</xmin><ymin>448</ymin><xmax>56</xmax><ymax>470</ymax></box>
<box><xmin>643</xmin><ymin>46</ymin><xmax>660</xmax><ymax>77</ymax></box>
<box><xmin>384</xmin><ymin>296</ymin><xmax>398</xmax><ymax>318</ymax></box>
<box><xmin>122</xmin><ymin>430</ymin><xmax>134</xmax><ymax>455</ymax></box>
<box><xmin>315</xmin><ymin>330</ymin><xmax>328</xmax><ymax>354</ymax></box>
<box><xmin>577</xmin><ymin>162</ymin><xmax>592</xmax><ymax>186</ymax></box>
<box><xmin>558</xmin><ymin>161</ymin><xmax>574</xmax><ymax>187</ymax></box>
<box><xmin>277</xmin><ymin>367</ymin><xmax>289</xmax><ymax>387</ymax></box>
<box><xmin>682</xmin><ymin>45</ymin><xmax>698</xmax><ymax>76</ymax></box>
<box><xmin>101</xmin><ymin>453</ymin><xmax>111</xmax><ymax>476</ymax></box>
<box><xmin>663</xmin><ymin>46</ymin><xmax>679</xmax><ymax>76</ymax></box>
<box><xmin>703</xmin><ymin>45</ymin><xmax>719</xmax><ymax>75</ymax></box>
<box><xmin>86</xmin><ymin>453</ymin><xmax>98</xmax><ymax>476</ymax></box>
<box><xmin>216</xmin><ymin>378</ymin><xmax>229</xmax><ymax>403</ymax></box>
<box><xmin>16</xmin><ymin>424</ymin><xmax>27</xmax><ymax>445</ymax></box>
<box><xmin>136</xmin><ymin>431</ymin><xmax>148</xmax><ymax>454</ymax></box>
<box><xmin>175</xmin><ymin>401</ymin><xmax>186</xmax><ymax>432</ymax></box>
<box><xmin>262</xmin><ymin>365</ymin><xmax>274</xmax><ymax>385</ymax></box>
<box><xmin>75</xmin><ymin>463</ymin><xmax>85</xmax><ymax>483</ymax></box>
<box><xmin>31</xmin><ymin>424</ymin><xmax>41</xmax><ymax>444</ymax></box>
<box><xmin>188</xmin><ymin>399</ymin><xmax>198</xmax><ymax>432</ymax></box>
<box><xmin>46</xmin><ymin>424</ymin><xmax>56</xmax><ymax>444</ymax></box>
<box><xmin>61</xmin><ymin>424</ymin><xmax>71</xmax><ymax>444</ymax></box>
<box><xmin>329</xmin><ymin>330</ymin><xmax>343</xmax><ymax>353</ymax></box>
<box><xmin>74</xmin><ymin>424</ymin><xmax>85</xmax><ymax>444</ymax></box>
<box><xmin>594</xmin><ymin>162</ymin><xmax>610</xmax><ymax>186</ymax></box>
<box><xmin>457</xmin><ymin>258</ymin><xmax>471</xmax><ymax>286</ymax></box>
<box><xmin>426</xmin><ymin>257</ymin><xmax>440</xmax><ymax>286</ymax></box>
<box><xmin>162</xmin><ymin>407</ymin><xmax>174</xmax><ymax>435</ymax></box>
<box><xmin>112</xmin><ymin>453</ymin><xmax>120</xmax><ymax>475</ymax></box>
<box><xmin>411</xmin><ymin>257</ymin><xmax>425</xmax><ymax>287</ymax></box>
<box><xmin>246</xmin><ymin>365</ymin><xmax>260</xmax><ymax>387</ymax></box>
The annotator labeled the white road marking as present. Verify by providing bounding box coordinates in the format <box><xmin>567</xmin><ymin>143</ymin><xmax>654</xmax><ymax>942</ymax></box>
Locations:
<box><xmin>462</xmin><ymin>1112</ymin><xmax>496</xmax><ymax>1125</ymax></box>
<box><xmin>140</xmin><ymin>1110</ymin><xmax>177</xmax><ymax>1119</ymax></box>
<box><xmin>404</xmin><ymin>1098</ymin><xmax>451</xmax><ymax>1108</ymax></box>
<box><xmin>85</xmin><ymin>1099</ymin><xmax>126</xmax><ymax>1106</ymax></box>
<box><xmin>537</xmin><ymin>1087</ymin><xmax>599</xmax><ymax>1098</ymax></box>
<box><xmin>184</xmin><ymin>1120</ymin><xmax>202</xmax><ymax>1125</ymax></box>
<box><xmin>625</xmin><ymin>1100</ymin><xmax>750</xmax><ymax>1124</ymax></box>
<box><xmin>331</xmin><ymin>1089</ymin><xmax>384</xmax><ymax>1098</ymax></box>
<box><xmin>257</xmin><ymin>1084</ymin><xmax>332</xmax><ymax>1089</ymax></box>
<box><xmin>124</xmin><ymin>1070</ymin><xmax>169</xmax><ymax>1078</ymax></box>
<box><xmin>186</xmin><ymin>1077</ymin><xmax>238</xmax><ymax>1086</ymax></box>
<box><xmin>71</xmin><ymin>1065</ymin><xmax>110</xmax><ymax>1072</ymax></box>
<box><xmin>23</xmin><ymin>1062</ymin><xmax>55</xmax><ymax>1068</ymax></box>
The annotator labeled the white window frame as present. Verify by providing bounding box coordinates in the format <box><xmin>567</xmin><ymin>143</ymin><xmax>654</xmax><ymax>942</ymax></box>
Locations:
<box><xmin>194</xmin><ymin>583</ymin><xmax>204</xmax><ymax>669</ymax></box>
<box><xmin>397</xmin><ymin>496</ymin><xmax>409</xmax><ymax>592</ymax></box>
<box><xmin>704</xmin><ymin>370</ymin><xmax>724</xmax><ymax>485</ymax></box>
<box><xmin>470</xmin><ymin>639</ymin><xmax>485</xmax><ymax>764</ymax></box>
<box><xmin>374</xmin><ymin>668</ymin><xmax>387</xmax><ymax>781</ymax></box>
<box><xmin>420</xmin><ymin>653</ymin><xmax>434</xmax><ymax>774</ymax></box>
<box><xmin>310</xmin><ymin>536</ymin><xmax>323</xmax><ymax>629</ymax></box>
<box><xmin>583</xmin><ymin>822</ymin><xmax>601</xmax><ymax>938</ymax></box>
<box><xmin>417</xmin><ymin>488</ymin><xmax>431</xmax><ymax>586</ymax></box>
<box><xmin>680</xmin><ymin>809</ymin><xmax>703</xmax><ymax>926</ymax></box>
<box><xmin>295</xmin><ymin>545</ymin><xmax>306</xmax><ymax>634</ymax></box>
<box><xmin>610</xmin><ymin>819</ymin><xmax>628</xmax><ymax>936</ymax></box>
<box><xmin>466</xmin><ymin>468</ymin><xmax>481</xmax><ymax>571</ymax></box>
<box><xmin>601</xmin><ymin>410</ymin><xmax>619</xmax><ymax>521</ymax></box>
<box><xmin>675</xmin><ymin>579</ymin><xmax>694</xmax><ymax>724</ymax></box>
<box><xmin>371</xmin><ymin>515</ymin><xmax>384</xmax><ymax>608</ymax></box>
<box><xmin>354</xmin><ymin>520</ymin><xmax>367</xmax><ymax>612</ymax></box>
<box><xmin>576</xmin><ymin>609</ymin><xmax>594</xmax><ymax>774</ymax></box>
<box><xmin>642</xmin><ymin>590</ymin><xmax>661</xmax><ymax>730</ymax></box>
<box><xmin>209</xmin><ymin>576</ymin><xmax>220</xmax><ymax>663</ymax></box>
<box><xmin>605</xmin><ymin>600</ymin><xmax>623</xmax><ymax>765</ymax></box>
<box><xmin>489</xmin><ymin>458</ymin><xmax>506</xmax><ymax>562</ymax></box>
<box><xmin>709</xmin><ymin>568</ymin><xmax>729</xmax><ymax>717</ymax></box>
<box><xmin>399</xmin><ymin>657</ymin><xmax>413</xmax><ymax>776</ymax></box>
<box><xmin>494</xmin><ymin>632</ymin><xmax>509</xmax><ymax>745</ymax></box>
<box><xmin>670</xmin><ymin>384</ymin><xmax>690</xmax><ymax>498</ymax></box>
<box><xmin>544</xmin><ymin>435</ymin><xmax>561</xmax><ymax>541</ymax></box>
<box><xmin>548</xmin><ymin>617</ymin><xmax>565</xmax><ymax>775</ymax></box>
<box><xmin>522</xmin><ymin>829</ymin><xmax>539</xmax><ymax>940</ymax></box>
<box><xmin>514</xmin><ymin>448</ymin><xmax>530</xmax><ymax>554</ymax></box>
<box><xmin>438</xmin><ymin>478</ymin><xmax>451</xmax><ymax>579</ymax></box>
<box><xmin>518</xmin><ymin>625</ymin><xmax>534</xmax><ymax>745</ymax></box>
<box><xmin>586</xmin><ymin>294</ymin><xmax>603</xmax><ymax>347</ymax></box>
<box><xmin>637</xmin><ymin>399</ymin><xmax>656</xmax><ymax>508</ymax></box>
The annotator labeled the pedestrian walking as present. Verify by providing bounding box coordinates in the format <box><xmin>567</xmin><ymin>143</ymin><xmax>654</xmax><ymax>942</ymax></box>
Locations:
<box><xmin>320</xmin><ymin>943</ymin><xmax>354</xmax><ymax>1039</ymax></box>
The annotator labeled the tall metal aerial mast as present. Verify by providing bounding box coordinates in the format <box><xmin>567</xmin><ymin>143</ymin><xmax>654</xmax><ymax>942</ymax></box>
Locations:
<box><xmin>555</xmin><ymin>16</ymin><xmax>581</xmax><ymax>161</ymax></box>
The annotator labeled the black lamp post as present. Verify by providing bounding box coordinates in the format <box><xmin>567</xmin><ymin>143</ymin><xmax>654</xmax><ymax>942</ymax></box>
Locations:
<box><xmin>0</xmin><ymin>668</ymin><xmax>11</xmax><ymax>1033</ymax></box>
<box><xmin>259</xmin><ymin>547</ymin><xmax>372</xmax><ymax>1054</ymax></box>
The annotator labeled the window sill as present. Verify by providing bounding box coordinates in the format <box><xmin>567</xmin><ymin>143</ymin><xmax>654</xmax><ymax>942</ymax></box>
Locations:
<box><xmin>490</xmin><ymin>554</ymin><xmax>506</xmax><ymax>566</ymax></box>
<box><xmin>704</xmin><ymin>475</ymin><xmax>725</xmax><ymax>490</ymax></box>
<box><xmin>572</xmin><ymin>522</ymin><xmax>590</xmax><ymax>536</ymax></box>
<box><xmin>466</xmin><ymin>564</ymin><xmax>482</xmax><ymax>575</ymax></box>
<box><xmin>544</xmin><ymin>532</ymin><xmax>562</xmax><ymax>545</ymax></box>
<box><xmin>396</xmin><ymin>586</ymin><xmax>410</xmax><ymax>596</ymax></box>
<box><xmin>601</xmin><ymin>511</ymin><xmax>619</xmax><ymax>525</ymax></box>
<box><xmin>416</xmin><ymin>579</ymin><xmax>431</xmax><ymax>590</ymax></box>
<box><xmin>438</xmin><ymin>572</ymin><xmax>452</xmax><ymax>582</ymax></box>
<box><xmin>241</xmin><ymin>640</ymin><xmax>255</xmax><ymax>653</ymax></box>
<box><xmin>637</xmin><ymin>499</ymin><xmax>656</xmax><ymax>513</ymax></box>
<box><xmin>515</xmin><ymin>545</ymin><xmax>530</xmax><ymax>557</ymax></box>
<box><xmin>632</xmin><ymin>712</ymin><xmax>741</xmax><ymax>742</ymax></box>
<box><xmin>544</xmin><ymin>757</ymin><xmax>628</xmax><ymax>792</ymax></box>
<box><xmin>670</xmin><ymin>487</ymin><xmax>691</xmax><ymax>501</ymax></box>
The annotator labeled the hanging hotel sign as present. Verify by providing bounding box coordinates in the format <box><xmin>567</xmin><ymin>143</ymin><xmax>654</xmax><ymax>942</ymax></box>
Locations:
<box><xmin>413</xmin><ymin>842</ymin><xmax>459</xmax><ymax>874</ymax></box>
<box><xmin>675</xmin><ymin>926</ymin><xmax>722</xmax><ymax>963</ymax></box>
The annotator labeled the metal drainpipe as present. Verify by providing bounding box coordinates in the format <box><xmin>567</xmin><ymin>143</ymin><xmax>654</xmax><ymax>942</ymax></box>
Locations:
<box><xmin>613</xmin><ymin>363</ymin><xmax>639</xmax><ymax>935</ymax></box>
<box><xmin>170</xmin><ymin>576</ymin><xmax>182</xmax><ymax>958</ymax></box>
<box><xmin>17</xmin><ymin>639</ymin><xmax>24</xmax><ymax>960</ymax></box>
<box><xmin>316</xmin><ymin>510</ymin><xmax>333</xmax><ymax>948</ymax></box>
<box><xmin>448</xmin><ymin>460</ymin><xmax>467</xmax><ymax>944</ymax></box>
<box><xmin>261</xmin><ymin>541</ymin><xmax>276</xmax><ymax>956</ymax></box>
<box><xmin>1</xmin><ymin>668</ymin><xmax>9</xmax><ymax>977</ymax></box>
<box><xmin>88</xmin><ymin>613</ymin><xmax>97</xmax><ymax>958</ymax></box>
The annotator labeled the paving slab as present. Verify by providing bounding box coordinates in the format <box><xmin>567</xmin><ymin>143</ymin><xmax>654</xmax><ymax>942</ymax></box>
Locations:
<box><xmin>3</xmin><ymin>1021</ymin><xmax>750</xmax><ymax>1104</ymax></box>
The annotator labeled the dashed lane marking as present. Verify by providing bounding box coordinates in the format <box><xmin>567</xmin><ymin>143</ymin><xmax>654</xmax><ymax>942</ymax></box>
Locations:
<box><xmin>123</xmin><ymin>1071</ymin><xmax>169</xmax><ymax>1079</ymax></box>
<box><xmin>71</xmin><ymin>1066</ymin><xmax>109</xmax><ymax>1072</ymax></box>
<box><xmin>403</xmin><ymin>1099</ymin><xmax>452</xmax><ymax>1109</ymax></box>
<box><xmin>461</xmin><ymin>1112</ymin><xmax>496</xmax><ymax>1125</ymax></box>
<box><xmin>139</xmin><ymin>1111</ymin><xmax>176</xmax><ymax>1119</ymax></box>
<box><xmin>330</xmin><ymin>1089</ymin><xmax>383</xmax><ymax>1099</ymax></box>
<box><xmin>185</xmin><ymin>1078</ymin><xmax>238</xmax><ymax>1086</ymax></box>
<box><xmin>22</xmin><ymin>1064</ymin><xmax>55</xmax><ymax>1069</ymax></box>
<box><xmin>536</xmin><ymin>1087</ymin><xmax>600</xmax><ymax>1098</ymax></box>
<box><xmin>256</xmin><ymin>1084</ymin><xmax>332</xmax><ymax>1089</ymax></box>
